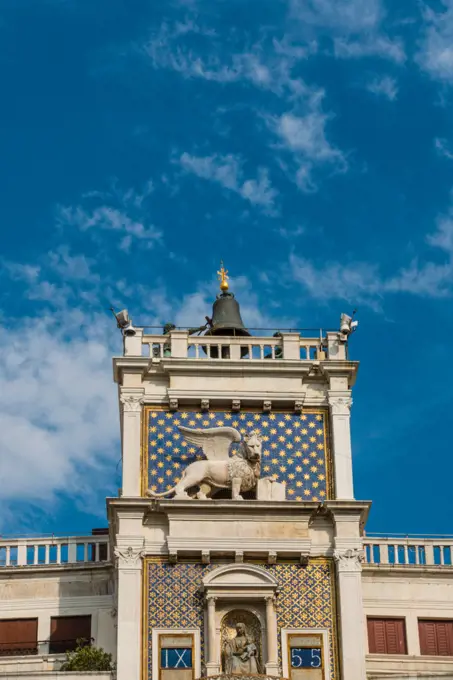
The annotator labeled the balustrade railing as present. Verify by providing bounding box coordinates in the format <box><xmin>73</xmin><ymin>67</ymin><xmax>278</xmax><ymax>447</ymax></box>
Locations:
<box><xmin>0</xmin><ymin>535</ymin><xmax>110</xmax><ymax>568</ymax></box>
<box><xmin>363</xmin><ymin>535</ymin><xmax>453</xmax><ymax>567</ymax></box>
<box><xmin>131</xmin><ymin>329</ymin><xmax>343</xmax><ymax>362</ymax></box>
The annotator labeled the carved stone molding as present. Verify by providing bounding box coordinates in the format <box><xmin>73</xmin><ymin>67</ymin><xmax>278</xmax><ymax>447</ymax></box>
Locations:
<box><xmin>114</xmin><ymin>545</ymin><xmax>145</xmax><ymax>568</ymax></box>
<box><xmin>202</xmin><ymin>550</ymin><xmax>211</xmax><ymax>565</ymax></box>
<box><xmin>235</xmin><ymin>551</ymin><xmax>244</xmax><ymax>563</ymax></box>
<box><xmin>268</xmin><ymin>551</ymin><xmax>277</xmax><ymax>565</ymax></box>
<box><xmin>169</xmin><ymin>550</ymin><xmax>178</xmax><ymax>564</ymax></box>
<box><xmin>120</xmin><ymin>394</ymin><xmax>144</xmax><ymax>413</ymax></box>
<box><xmin>334</xmin><ymin>548</ymin><xmax>364</xmax><ymax>573</ymax></box>
<box><xmin>169</xmin><ymin>398</ymin><xmax>178</xmax><ymax>412</ymax></box>
<box><xmin>294</xmin><ymin>400</ymin><xmax>304</xmax><ymax>413</ymax></box>
<box><xmin>231</xmin><ymin>399</ymin><xmax>241</xmax><ymax>413</ymax></box>
<box><xmin>201</xmin><ymin>398</ymin><xmax>210</xmax><ymax>412</ymax></box>
<box><xmin>328</xmin><ymin>395</ymin><xmax>353</xmax><ymax>417</ymax></box>
<box><xmin>263</xmin><ymin>400</ymin><xmax>272</xmax><ymax>413</ymax></box>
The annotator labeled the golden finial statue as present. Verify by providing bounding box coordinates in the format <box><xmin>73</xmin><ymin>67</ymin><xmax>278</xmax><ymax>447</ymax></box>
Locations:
<box><xmin>217</xmin><ymin>261</ymin><xmax>229</xmax><ymax>292</ymax></box>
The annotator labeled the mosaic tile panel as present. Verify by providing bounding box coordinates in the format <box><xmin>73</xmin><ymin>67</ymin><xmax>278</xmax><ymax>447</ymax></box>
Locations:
<box><xmin>144</xmin><ymin>410</ymin><xmax>330</xmax><ymax>501</ymax></box>
<box><xmin>144</xmin><ymin>560</ymin><xmax>337</xmax><ymax>680</ymax></box>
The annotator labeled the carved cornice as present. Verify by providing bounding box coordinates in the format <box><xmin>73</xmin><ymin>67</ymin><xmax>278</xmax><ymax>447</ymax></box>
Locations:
<box><xmin>120</xmin><ymin>394</ymin><xmax>144</xmax><ymax>413</ymax></box>
<box><xmin>334</xmin><ymin>548</ymin><xmax>364</xmax><ymax>573</ymax></box>
<box><xmin>114</xmin><ymin>545</ymin><xmax>145</xmax><ymax>568</ymax></box>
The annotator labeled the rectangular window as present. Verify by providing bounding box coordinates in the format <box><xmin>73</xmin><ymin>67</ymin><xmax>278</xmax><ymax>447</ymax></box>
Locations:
<box><xmin>49</xmin><ymin>615</ymin><xmax>91</xmax><ymax>654</ymax></box>
<box><xmin>419</xmin><ymin>620</ymin><xmax>453</xmax><ymax>656</ymax></box>
<box><xmin>159</xmin><ymin>634</ymin><xmax>194</xmax><ymax>680</ymax></box>
<box><xmin>367</xmin><ymin>618</ymin><xmax>407</xmax><ymax>655</ymax></box>
<box><xmin>0</xmin><ymin>618</ymin><xmax>38</xmax><ymax>656</ymax></box>
<box><xmin>287</xmin><ymin>633</ymin><xmax>324</xmax><ymax>680</ymax></box>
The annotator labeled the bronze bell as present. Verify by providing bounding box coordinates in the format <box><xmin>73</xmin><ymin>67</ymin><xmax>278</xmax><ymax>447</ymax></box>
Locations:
<box><xmin>208</xmin><ymin>291</ymin><xmax>250</xmax><ymax>337</ymax></box>
<box><xmin>202</xmin><ymin>263</ymin><xmax>250</xmax><ymax>358</ymax></box>
<box><xmin>204</xmin><ymin>291</ymin><xmax>250</xmax><ymax>358</ymax></box>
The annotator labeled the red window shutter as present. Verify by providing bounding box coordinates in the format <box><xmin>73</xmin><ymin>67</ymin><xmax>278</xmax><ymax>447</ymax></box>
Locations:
<box><xmin>419</xmin><ymin>620</ymin><xmax>453</xmax><ymax>656</ymax></box>
<box><xmin>50</xmin><ymin>615</ymin><xmax>91</xmax><ymax>653</ymax></box>
<box><xmin>385</xmin><ymin>620</ymin><xmax>399</xmax><ymax>654</ymax></box>
<box><xmin>368</xmin><ymin>619</ymin><xmax>386</xmax><ymax>654</ymax></box>
<box><xmin>0</xmin><ymin>619</ymin><xmax>38</xmax><ymax>656</ymax></box>
<box><xmin>367</xmin><ymin>618</ymin><xmax>406</xmax><ymax>655</ymax></box>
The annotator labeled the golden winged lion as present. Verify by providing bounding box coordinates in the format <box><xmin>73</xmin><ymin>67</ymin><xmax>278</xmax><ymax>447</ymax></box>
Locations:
<box><xmin>146</xmin><ymin>426</ymin><xmax>262</xmax><ymax>500</ymax></box>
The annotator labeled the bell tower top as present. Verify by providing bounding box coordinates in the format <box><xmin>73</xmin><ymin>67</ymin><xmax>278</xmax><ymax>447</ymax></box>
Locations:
<box><xmin>217</xmin><ymin>261</ymin><xmax>229</xmax><ymax>293</ymax></box>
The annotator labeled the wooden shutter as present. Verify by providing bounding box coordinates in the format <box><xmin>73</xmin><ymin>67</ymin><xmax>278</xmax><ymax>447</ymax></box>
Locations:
<box><xmin>419</xmin><ymin>620</ymin><xmax>453</xmax><ymax>656</ymax></box>
<box><xmin>367</xmin><ymin>618</ymin><xmax>406</xmax><ymax>654</ymax></box>
<box><xmin>0</xmin><ymin>619</ymin><xmax>38</xmax><ymax>656</ymax></box>
<box><xmin>49</xmin><ymin>615</ymin><xmax>91</xmax><ymax>653</ymax></box>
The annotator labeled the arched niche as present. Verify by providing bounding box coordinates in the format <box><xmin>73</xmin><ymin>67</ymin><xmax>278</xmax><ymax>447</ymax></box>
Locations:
<box><xmin>203</xmin><ymin>564</ymin><xmax>279</xmax><ymax>676</ymax></box>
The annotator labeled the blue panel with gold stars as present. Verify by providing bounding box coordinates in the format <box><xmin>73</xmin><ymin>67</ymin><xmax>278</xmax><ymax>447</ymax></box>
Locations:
<box><xmin>145</xmin><ymin>409</ymin><xmax>330</xmax><ymax>501</ymax></box>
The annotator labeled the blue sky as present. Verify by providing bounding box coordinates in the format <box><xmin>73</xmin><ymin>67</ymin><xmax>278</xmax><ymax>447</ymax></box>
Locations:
<box><xmin>1</xmin><ymin>0</ymin><xmax>453</xmax><ymax>537</ymax></box>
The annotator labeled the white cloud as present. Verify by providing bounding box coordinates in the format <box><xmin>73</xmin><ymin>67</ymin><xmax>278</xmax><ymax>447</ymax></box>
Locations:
<box><xmin>435</xmin><ymin>137</ymin><xmax>453</xmax><ymax>160</ymax></box>
<box><xmin>179</xmin><ymin>152</ymin><xmax>278</xmax><ymax>212</ymax></box>
<box><xmin>145</xmin><ymin>21</ymin><xmax>314</xmax><ymax>100</ymax></box>
<box><xmin>0</xmin><ymin>310</ymin><xmax>120</xmax><ymax>522</ymax></box>
<box><xmin>289</xmin><ymin>203</ymin><xmax>453</xmax><ymax>305</ymax></box>
<box><xmin>289</xmin><ymin>0</ymin><xmax>382</xmax><ymax>33</ymax></box>
<box><xmin>267</xmin><ymin>100</ymin><xmax>347</xmax><ymax>192</ymax></box>
<box><xmin>58</xmin><ymin>205</ymin><xmax>162</xmax><ymax>252</ymax></box>
<box><xmin>366</xmin><ymin>75</ymin><xmax>398</xmax><ymax>100</ymax></box>
<box><xmin>417</xmin><ymin>1</ymin><xmax>453</xmax><ymax>82</ymax></box>
<box><xmin>334</xmin><ymin>36</ymin><xmax>405</xmax><ymax>63</ymax></box>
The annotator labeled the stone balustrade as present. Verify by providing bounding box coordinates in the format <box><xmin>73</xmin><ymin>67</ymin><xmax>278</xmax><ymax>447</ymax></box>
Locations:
<box><xmin>364</xmin><ymin>534</ymin><xmax>453</xmax><ymax>567</ymax></box>
<box><xmin>124</xmin><ymin>328</ymin><xmax>346</xmax><ymax>361</ymax></box>
<box><xmin>0</xmin><ymin>535</ymin><xmax>110</xmax><ymax>568</ymax></box>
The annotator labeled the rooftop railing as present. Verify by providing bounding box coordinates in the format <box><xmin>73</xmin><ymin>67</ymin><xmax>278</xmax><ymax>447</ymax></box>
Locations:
<box><xmin>0</xmin><ymin>535</ymin><xmax>110</xmax><ymax>568</ymax></box>
<box><xmin>123</xmin><ymin>328</ymin><xmax>349</xmax><ymax>362</ymax></box>
<box><xmin>363</xmin><ymin>535</ymin><xmax>453</xmax><ymax>567</ymax></box>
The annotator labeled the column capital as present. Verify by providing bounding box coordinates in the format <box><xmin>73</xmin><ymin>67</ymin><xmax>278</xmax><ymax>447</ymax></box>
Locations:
<box><xmin>114</xmin><ymin>545</ymin><xmax>145</xmax><ymax>569</ymax></box>
<box><xmin>205</xmin><ymin>595</ymin><xmax>217</xmax><ymax>604</ymax></box>
<box><xmin>120</xmin><ymin>393</ymin><xmax>144</xmax><ymax>413</ymax></box>
<box><xmin>334</xmin><ymin>547</ymin><xmax>364</xmax><ymax>573</ymax></box>
<box><xmin>328</xmin><ymin>393</ymin><xmax>353</xmax><ymax>416</ymax></box>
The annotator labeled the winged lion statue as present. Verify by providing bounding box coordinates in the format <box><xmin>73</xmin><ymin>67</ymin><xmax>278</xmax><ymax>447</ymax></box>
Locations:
<box><xmin>146</xmin><ymin>426</ymin><xmax>262</xmax><ymax>500</ymax></box>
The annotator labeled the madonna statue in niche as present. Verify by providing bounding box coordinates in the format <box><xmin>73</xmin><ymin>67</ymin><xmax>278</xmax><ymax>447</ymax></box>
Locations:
<box><xmin>223</xmin><ymin>619</ymin><xmax>262</xmax><ymax>675</ymax></box>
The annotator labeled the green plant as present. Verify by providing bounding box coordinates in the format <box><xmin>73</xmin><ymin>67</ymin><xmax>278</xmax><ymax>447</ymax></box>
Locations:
<box><xmin>60</xmin><ymin>639</ymin><xmax>114</xmax><ymax>672</ymax></box>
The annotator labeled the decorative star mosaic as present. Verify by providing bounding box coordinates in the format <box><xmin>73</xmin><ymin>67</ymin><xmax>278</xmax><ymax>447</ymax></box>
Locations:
<box><xmin>144</xmin><ymin>560</ymin><xmax>337</xmax><ymax>680</ymax></box>
<box><xmin>146</xmin><ymin>410</ymin><xmax>330</xmax><ymax>501</ymax></box>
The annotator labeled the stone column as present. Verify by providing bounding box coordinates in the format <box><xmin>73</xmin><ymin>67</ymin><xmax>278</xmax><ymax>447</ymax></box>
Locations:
<box><xmin>205</xmin><ymin>596</ymin><xmax>219</xmax><ymax>676</ymax></box>
<box><xmin>334</xmin><ymin>548</ymin><xmax>367</xmax><ymax>680</ymax></box>
<box><xmin>328</xmin><ymin>393</ymin><xmax>354</xmax><ymax>500</ymax></box>
<box><xmin>265</xmin><ymin>595</ymin><xmax>279</xmax><ymax>675</ymax></box>
<box><xmin>115</xmin><ymin>544</ymin><xmax>145</xmax><ymax>680</ymax></box>
<box><xmin>120</xmin><ymin>393</ymin><xmax>144</xmax><ymax>497</ymax></box>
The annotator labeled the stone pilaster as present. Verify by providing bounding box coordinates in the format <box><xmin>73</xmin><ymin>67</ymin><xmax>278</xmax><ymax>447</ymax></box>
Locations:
<box><xmin>115</xmin><ymin>543</ymin><xmax>145</xmax><ymax>680</ymax></box>
<box><xmin>205</xmin><ymin>596</ymin><xmax>220</xmax><ymax>676</ymax></box>
<box><xmin>334</xmin><ymin>547</ymin><xmax>367</xmax><ymax>680</ymax></box>
<box><xmin>120</xmin><ymin>392</ymin><xmax>144</xmax><ymax>497</ymax></box>
<box><xmin>265</xmin><ymin>595</ymin><xmax>279</xmax><ymax>675</ymax></box>
<box><xmin>328</xmin><ymin>392</ymin><xmax>354</xmax><ymax>500</ymax></box>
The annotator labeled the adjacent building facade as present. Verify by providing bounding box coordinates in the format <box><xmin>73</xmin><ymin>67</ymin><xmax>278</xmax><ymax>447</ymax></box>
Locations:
<box><xmin>1</xmin><ymin>278</ymin><xmax>453</xmax><ymax>680</ymax></box>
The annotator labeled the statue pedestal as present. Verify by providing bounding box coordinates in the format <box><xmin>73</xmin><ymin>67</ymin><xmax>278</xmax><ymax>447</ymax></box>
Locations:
<box><xmin>256</xmin><ymin>478</ymin><xmax>286</xmax><ymax>501</ymax></box>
